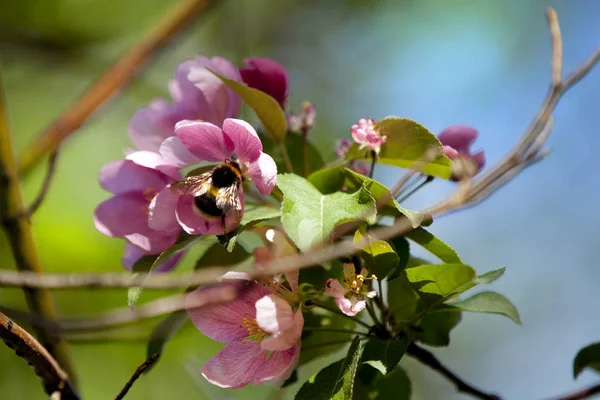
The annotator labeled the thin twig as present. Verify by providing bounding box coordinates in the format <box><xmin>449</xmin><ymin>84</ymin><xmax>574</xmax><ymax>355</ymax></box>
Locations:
<box><xmin>0</xmin><ymin>311</ymin><xmax>79</xmax><ymax>399</ymax></box>
<box><xmin>113</xmin><ymin>354</ymin><xmax>159</xmax><ymax>400</ymax></box>
<box><xmin>17</xmin><ymin>0</ymin><xmax>215</xmax><ymax>176</ymax></box>
<box><xmin>547</xmin><ymin>8</ymin><xmax>563</xmax><ymax>86</ymax></box>
<box><xmin>552</xmin><ymin>382</ymin><xmax>600</xmax><ymax>400</ymax></box>
<box><xmin>0</xmin><ymin>74</ymin><xmax>77</xmax><ymax>382</ymax></box>
<box><xmin>13</xmin><ymin>150</ymin><xmax>59</xmax><ymax>219</ymax></box>
<box><xmin>277</xmin><ymin>140</ymin><xmax>294</xmax><ymax>173</ymax></box>
<box><xmin>407</xmin><ymin>343</ymin><xmax>501</xmax><ymax>400</ymax></box>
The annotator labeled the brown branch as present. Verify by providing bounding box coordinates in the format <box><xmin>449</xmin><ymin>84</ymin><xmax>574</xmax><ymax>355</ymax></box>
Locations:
<box><xmin>17</xmin><ymin>0</ymin><xmax>216</xmax><ymax>177</ymax></box>
<box><xmin>407</xmin><ymin>343</ymin><xmax>501</xmax><ymax>400</ymax></box>
<box><xmin>0</xmin><ymin>311</ymin><xmax>79</xmax><ymax>399</ymax></box>
<box><xmin>552</xmin><ymin>383</ymin><xmax>600</xmax><ymax>400</ymax></box>
<box><xmin>12</xmin><ymin>150</ymin><xmax>59</xmax><ymax>219</ymax></box>
<box><xmin>114</xmin><ymin>354</ymin><xmax>159</xmax><ymax>400</ymax></box>
<box><xmin>0</xmin><ymin>74</ymin><xmax>77</xmax><ymax>382</ymax></box>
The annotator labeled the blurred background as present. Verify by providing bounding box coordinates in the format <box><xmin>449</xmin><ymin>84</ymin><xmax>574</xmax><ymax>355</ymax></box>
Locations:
<box><xmin>1</xmin><ymin>0</ymin><xmax>600</xmax><ymax>398</ymax></box>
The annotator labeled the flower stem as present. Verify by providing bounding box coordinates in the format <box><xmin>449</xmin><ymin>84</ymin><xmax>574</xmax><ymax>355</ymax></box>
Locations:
<box><xmin>368</xmin><ymin>150</ymin><xmax>376</xmax><ymax>179</ymax></box>
<box><xmin>365</xmin><ymin>302</ymin><xmax>380</xmax><ymax>326</ymax></box>
<box><xmin>397</xmin><ymin>175</ymin><xmax>434</xmax><ymax>203</ymax></box>
<box><xmin>311</xmin><ymin>301</ymin><xmax>372</xmax><ymax>329</ymax></box>
<box><xmin>277</xmin><ymin>141</ymin><xmax>294</xmax><ymax>173</ymax></box>
<box><xmin>303</xmin><ymin>327</ymin><xmax>368</xmax><ymax>336</ymax></box>
<box><xmin>302</xmin><ymin>129</ymin><xmax>309</xmax><ymax>177</ymax></box>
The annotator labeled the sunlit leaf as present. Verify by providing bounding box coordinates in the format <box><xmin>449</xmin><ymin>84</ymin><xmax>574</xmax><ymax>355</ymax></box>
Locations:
<box><xmin>406</xmin><ymin>264</ymin><xmax>475</xmax><ymax>297</ymax></box>
<box><xmin>295</xmin><ymin>336</ymin><xmax>362</xmax><ymax>400</ymax></box>
<box><xmin>449</xmin><ymin>291</ymin><xmax>521</xmax><ymax>324</ymax></box>
<box><xmin>209</xmin><ymin>69</ymin><xmax>287</xmax><ymax>141</ymax></box>
<box><xmin>353</xmin><ymin>229</ymin><xmax>399</xmax><ymax>279</ymax></box>
<box><xmin>278</xmin><ymin>174</ymin><xmax>377</xmax><ymax>251</ymax></box>
<box><xmin>218</xmin><ymin>203</ymin><xmax>280</xmax><ymax>252</ymax></box>
<box><xmin>405</xmin><ymin>227</ymin><xmax>461</xmax><ymax>264</ymax></box>
<box><xmin>362</xmin><ymin>336</ymin><xmax>409</xmax><ymax>375</ymax></box>
<box><xmin>476</xmin><ymin>267</ymin><xmax>506</xmax><ymax>285</ymax></box>
<box><xmin>345</xmin><ymin>117</ymin><xmax>452</xmax><ymax>178</ymax></box>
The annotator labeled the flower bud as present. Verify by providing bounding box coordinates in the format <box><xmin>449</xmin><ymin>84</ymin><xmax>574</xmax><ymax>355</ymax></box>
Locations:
<box><xmin>240</xmin><ymin>57</ymin><xmax>289</xmax><ymax>108</ymax></box>
<box><xmin>438</xmin><ymin>125</ymin><xmax>485</xmax><ymax>181</ymax></box>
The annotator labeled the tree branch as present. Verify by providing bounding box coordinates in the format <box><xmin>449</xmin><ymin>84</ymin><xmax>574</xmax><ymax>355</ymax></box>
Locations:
<box><xmin>0</xmin><ymin>74</ymin><xmax>77</xmax><ymax>383</ymax></box>
<box><xmin>17</xmin><ymin>0</ymin><xmax>216</xmax><ymax>177</ymax></box>
<box><xmin>406</xmin><ymin>343</ymin><xmax>500</xmax><ymax>400</ymax></box>
<box><xmin>113</xmin><ymin>354</ymin><xmax>159</xmax><ymax>400</ymax></box>
<box><xmin>552</xmin><ymin>382</ymin><xmax>600</xmax><ymax>400</ymax></box>
<box><xmin>0</xmin><ymin>311</ymin><xmax>79</xmax><ymax>399</ymax></box>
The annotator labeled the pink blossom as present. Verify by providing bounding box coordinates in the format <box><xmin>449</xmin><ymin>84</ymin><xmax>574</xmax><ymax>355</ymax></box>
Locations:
<box><xmin>438</xmin><ymin>125</ymin><xmax>485</xmax><ymax>181</ymax></box>
<box><xmin>240</xmin><ymin>57</ymin><xmax>289</xmax><ymax>108</ymax></box>
<box><xmin>254</xmin><ymin>228</ymin><xmax>299</xmax><ymax>292</ymax></box>
<box><xmin>326</xmin><ymin>263</ymin><xmax>377</xmax><ymax>316</ymax></box>
<box><xmin>149</xmin><ymin>118</ymin><xmax>277</xmax><ymax>235</ymax></box>
<box><xmin>351</xmin><ymin>118</ymin><xmax>387</xmax><ymax>154</ymax></box>
<box><xmin>187</xmin><ymin>279</ymin><xmax>302</xmax><ymax>388</ymax></box>
<box><xmin>128</xmin><ymin>56</ymin><xmax>241</xmax><ymax>152</ymax></box>
<box><xmin>287</xmin><ymin>102</ymin><xmax>316</xmax><ymax>133</ymax></box>
<box><xmin>94</xmin><ymin>151</ymin><xmax>182</xmax><ymax>257</ymax></box>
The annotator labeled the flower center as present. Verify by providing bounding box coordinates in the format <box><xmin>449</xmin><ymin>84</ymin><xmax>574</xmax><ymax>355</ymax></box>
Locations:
<box><xmin>141</xmin><ymin>188</ymin><xmax>158</xmax><ymax>214</ymax></box>
<box><xmin>240</xmin><ymin>314</ymin><xmax>267</xmax><ymax>342</ymax></box>
<box><xmin>343</xmin><ymin>265</ymin><xmax>377</xmax><ymax>297</ymax></box>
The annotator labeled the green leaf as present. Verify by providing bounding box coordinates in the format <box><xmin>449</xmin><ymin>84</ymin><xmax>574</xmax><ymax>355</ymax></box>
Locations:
<box><xmin>476</xmin><ymin>267</ymin><xmax>506</xmax><ymax>285</ymax></box>
<box><xmin>194</xmin><ymin>240</ymin><xmax>251</xmax><ymax>269</ymax></box>
<box><xmin>573</xmin><ymin>342</ymin><xmax>600</xmax><ymax>378</ymax></box>
<box><xmin>295</xmin><ymin>336</ymin><xmax>362</xmax><ymax>400</ymax></box>
<box><xmin>145</xmin><ymin>310</ymin><xmax>188</xmax><ymax>373</ymax></box>
<box><xmin>370</xmin><ymin>366</ymin><xmax>412</xmax><ymax>400</ymax></box>
<box><xmin>449</xmin><ymin>291</ymin><xmax>521</xmax><ymax>324</ymax></box>
<box><xmin>387</xmin><ymin>273</ymin><xmax>420</xmax><ymax>321</ymax></box>
<box><xmin>353</xmin><ymin>230</ymin><xmax>399</xmax><ymax>280</ymax></box>
<box><xmin>406</xmin><ymin>264</ymin><xmax>476</xmax><ymax>297</ymax></box>
<box><xmin>209</xmin><ymin>69</ymin><xmax>287</xmax><ymax>142</ymax></box>
<box><xmin>263</xmin><ymin>133</ymin><xmax>326</xmax><ymax>175</ymax></box>
<box><xmin>362</xmin><ymin>337</ymin><xmax>409</xmax><ymax>375</ymax></box>
<box><xmin>278</xmin><ymin>174</ymin><xmax>377</xmax><ymax>251</ymax></box>
<box><xmin>345</xmin><ymin>117</ymin><xmax>452</xmax><ymax>178</ymax></box>
<box><xmin>413</xmin><ymin>310</ymin><xmax>462</xmax><ymax>347</ymax></box>
<box><xmin>405</xmin><ymin>227</ymin><xmax>461</xmax><ymax>264</ymax></box>
<box><xmin>388</xmin><ymin>236</ymin><xmax>410</xmax><ymax>280</ymax></box>
<box><xmin>128</xmin><ymin>234</ymin><xmax>202</xmax><ymax>307</ymax></box>
<box><xmin>218</xmin><ymin>203</ymin><xmax>281</xmax><ymax>252</ymax></box>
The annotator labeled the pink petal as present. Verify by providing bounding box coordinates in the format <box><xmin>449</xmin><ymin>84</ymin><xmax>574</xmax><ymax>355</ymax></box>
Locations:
<box><xmin>123</xmin><ymin>230</ymin><xmax>179</xmax><ymax>254</ymax></box>
<box><xmin>366</xmin><ymin>290</ymin><xmax>377</xmax><ymax>299</ymax></box>
<box><xmin>98</xmin><ymin>160</ymin><xmax>169</xmax><ymax>194</ymax></box>
<box><xmin>252</xmin><ymin>344</ymin><xmax>299</xmax><ymax>386</ymax></box>
<box><xmin>186</xmin><ymin>66</ymin><xmax>230</xmax><ymax>125</ymax></box>
<box><xmin>222</xmin><ymin>119</ymin><xmax>262</xmax><ymax>163</ymax></box>
<box><xmin>471</xmin><ymin>150</ymin><xmax>486</xmax><ymax>171</ymax></box>
<box><xmin>201</xmin><ymin>340</ymin><xmax>263</xmax><ymax>388</ymax></box>
<box><xmin>94</xmin><ymin>193</ymin><xmax>151</xmax><ymax>237</ymax></box>
<box><xmin>159</xmin><ymin>137</ymin><xmax>201</xmax><ymax>168</ymax></box>
<box><xmin>325</xmin><ymin>279</ymin><xmax>347</xmax><ymax>299</ymax></box>
<box><xmin>187</xmin><ymin>283</ymin><xmax>271</xmax><ymax>342</ymax></box>
<box><xmin>128</xmin><ymin>100</ymin><xmax>184</xmax><ymax>152</ymax></box>
<box><xmin>148</xmin><ymin>187</ymin><xmax>180</xmax><ymax>232</ymax></box>
<box><xmin>255</xmin><ymin>294</ymin><xmax>295</xmax><ymax>334</ymax></box>
<box><xmin>285</xmin><ymin>270</ymin><xmax>299</xmax><ymax>292</ymax></box>
<box><xmin>442</xmin><ymin>145</ymin><xmax>459</xmax><ymax>159</ymax></box>
<box><xmin>335</xmin><ymin>297</ymin><xmax>366</xmax><ymax>316</ymax></box>
<box><xmin>175</xmin><ymin>194</ymin><xmax>244</xmax><ymax>235</ymax></box>
<box><xmin>210</xmin><ymin>56</ymin><xmax>242</xmax><ymax>120</ymax></box>
<box><xmin>438</xmin><ymin>125</ymin><xmax>479</xmax><ymax>153</ymax></box>
<box><xmin>125</xmin><ymin>150</ymin><xmax>181</xmax><ymax>180</ymax></box>
<box><xmin>261</xmin><ymin>309</ymin><xmax>303</xmax><ymax>351</ymax></box>
<box><xmin>175</xmin><ymin>120</ymin><xmax>230</xmax><ymax>162</ymax></box>
<box><xmin>247</xmin><ymin>152</ymin><xmax>277</xmax><ymax>195</ymax></box>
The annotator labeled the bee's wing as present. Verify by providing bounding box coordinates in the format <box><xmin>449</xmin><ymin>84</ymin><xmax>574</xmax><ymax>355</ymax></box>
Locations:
<box><xmin>216</xmin><ymin>184</ymin><xmax>242</xmax><ymax>211</ymax></box>
<box><xmin>169</xmin><ymin>172</ymin><xmax>213</xmax><ymax>197</ymax></box>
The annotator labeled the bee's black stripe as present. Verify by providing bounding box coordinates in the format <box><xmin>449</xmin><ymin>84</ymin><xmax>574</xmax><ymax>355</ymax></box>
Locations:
<box><xmin>194</xmin><ymin>193</ymin><xmax>223</xmax><ymax>217</ymax></box>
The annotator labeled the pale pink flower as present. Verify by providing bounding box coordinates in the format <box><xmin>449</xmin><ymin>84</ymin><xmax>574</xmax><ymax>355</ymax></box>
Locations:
<box><xmin>287</xmin><ymin>102</ymin><xmax>316</xmax><ymax>133</ymax></box>
<box><xmin>148</xmin><ymin>118</ymin><xmax>277</xmax><ymax>236</ymax></box>
<box><xmin>438</xmin><ymin>125</ymin><xmax>485</xmax><ymax>181</ymax></box>
<box><xmin>326</xmin><ymin>263</ymin><xmax>377</xmax><ymax>316</ymax></box>
<box><xmin>351</xmin><ymin>118</ymin><xmax>387</xmax><ymax>154</ymax></box>
<box><xmin>94</xmin><ymin>151</ymin><xmax>182</xmax><ymax>256</ymax></box>
<box><xmin>128</xmin><ymin>55</ymin><xmax>241</xmax><ymax>152</ymax></box>
<box><xmin>187</xmin><ymin>279</ymin><xmax>302</xmax><ymax>388</ymax></box>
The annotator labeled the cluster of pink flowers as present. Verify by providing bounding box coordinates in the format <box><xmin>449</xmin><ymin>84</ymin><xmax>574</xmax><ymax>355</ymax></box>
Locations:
<box><xmin>94</xmin><ymin>56</ymin><xmax>288</xmax><ymax>270</ymax></box>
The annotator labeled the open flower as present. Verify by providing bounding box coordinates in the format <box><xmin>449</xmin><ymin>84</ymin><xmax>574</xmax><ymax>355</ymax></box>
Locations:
<box><xmin>187</xmin><ymin>278</ymin><xmax>302</xmax><ymax>388</ymax></box>
<box><xmin>128</xmin><ymin>55</ymin><xmax>241</xmax><ymax>152</ymax></box>
<box><xmin>94</xmin><ymin>151</ymin><xmax>182</xmax><ymax>257</ymax></box>
<box><xmin>149</xmin><ymin>118</ymin><xmax>277</xmax><ymax>235</ymax></box>
<box><xmin>351</xmin><ymin>118</ymin><xmax>387</xmax><ymax>154</ymax></box>
<box><xmin>438</xmin><ymin>125</ymin><xmax>485</xmax><ymax>181</ymax></box>
<box><xmin>326</xmin><ymin>263</ymin><xmax>377</xmax><ymax>316</ymax></box>
<box><xmin>240</xmin><ymin>57</ymin><xmax>289</xmax><ymax>108</ymax></box>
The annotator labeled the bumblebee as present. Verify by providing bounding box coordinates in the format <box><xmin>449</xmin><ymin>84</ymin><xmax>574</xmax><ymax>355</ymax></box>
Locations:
<box><xmin>169</xmin><ymin>160</ymin><xmax>244</xmax><ymax>231</ymax></box>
